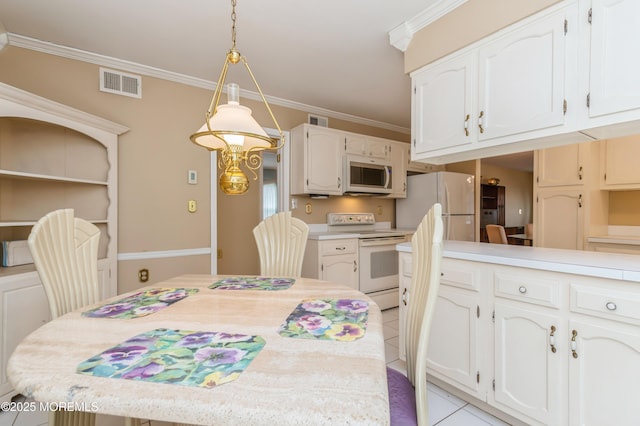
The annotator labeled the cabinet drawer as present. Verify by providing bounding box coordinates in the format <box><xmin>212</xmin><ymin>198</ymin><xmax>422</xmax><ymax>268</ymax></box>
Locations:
<box><xmin>570</xmin><ymin>283</ymin><xmax>640</xmax><ymax>325</ymax></box>
<box><xmin>494</xmin><ymin>270</ymin><xmax>561</xmax><ymax>308</ymax></box>
<box><xmin>440</xmin><ymin>259</ymin><xmax>480</xmax><ymax>291</ymax></box>
<box><xmin>319</xmin><ymin>239</ymin><xmax>357</xmax><ymax>256</ymax></box>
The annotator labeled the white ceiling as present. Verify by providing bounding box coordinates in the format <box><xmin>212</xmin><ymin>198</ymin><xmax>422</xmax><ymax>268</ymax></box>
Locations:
<box><xmin>0</xmin><ymin>0</ymin><xmax>466</xmax><ymax>134</ymax></box>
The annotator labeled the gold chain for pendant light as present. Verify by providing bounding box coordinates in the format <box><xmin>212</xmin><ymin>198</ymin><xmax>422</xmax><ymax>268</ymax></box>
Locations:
<box><xmin>230</xmin><ymin>0</ymin><xmax>237</xmax><ymax>50</ymax></box>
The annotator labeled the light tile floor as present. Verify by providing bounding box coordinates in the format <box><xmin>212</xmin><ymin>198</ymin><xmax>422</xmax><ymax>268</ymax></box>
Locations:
<box><xmin>382</xmin><ymin>308</ymin><xmax>509</xmax><ymax>426</ymax></box>
<box><xmin>2</xmin><ymin>307</ymin><xmax>508</xmax><ymax>426</ymax></box>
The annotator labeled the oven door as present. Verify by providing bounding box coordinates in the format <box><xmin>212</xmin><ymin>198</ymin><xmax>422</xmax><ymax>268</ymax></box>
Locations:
<box><xmin>358</xmin><ymin>236</ymin><xmax>405</xmax><ymax>293</ymax></box>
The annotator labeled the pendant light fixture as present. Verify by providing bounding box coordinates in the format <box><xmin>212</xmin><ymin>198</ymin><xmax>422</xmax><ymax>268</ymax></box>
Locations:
<box><xmin>190</xmin><ymin>0</ymin><xmax>284</xmax><ymax>195</ymax></box>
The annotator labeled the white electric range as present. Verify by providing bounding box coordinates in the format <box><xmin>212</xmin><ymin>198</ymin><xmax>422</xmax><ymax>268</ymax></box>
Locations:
<box><xmin>322</xmin><ymin>213</ymin><xmax>410</xmax><ymax>309</ymax></box>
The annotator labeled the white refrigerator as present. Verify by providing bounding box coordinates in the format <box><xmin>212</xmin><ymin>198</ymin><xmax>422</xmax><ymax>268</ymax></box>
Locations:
<box><xmin>396</xmin><ymin>172</ymin><xmax>475</xmax><ymax>241</ymax></box>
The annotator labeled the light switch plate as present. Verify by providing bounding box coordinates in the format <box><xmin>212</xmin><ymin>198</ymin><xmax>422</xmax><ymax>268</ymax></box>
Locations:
<box><xmin>188</xmin><ymin>170</ymin><xmax>197</xmax><ymax>184</ymax></box>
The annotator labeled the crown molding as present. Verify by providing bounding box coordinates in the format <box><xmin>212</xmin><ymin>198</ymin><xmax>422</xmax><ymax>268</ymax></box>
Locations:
<box><xmin>389</xmin><ymin>0</ymin><xmax>468</xmax><ymax>52</ymax></box>
<box><xmin>8</xmin><ymin>33</ymin><xmax>410</xmax><ymax>135</ymax></box>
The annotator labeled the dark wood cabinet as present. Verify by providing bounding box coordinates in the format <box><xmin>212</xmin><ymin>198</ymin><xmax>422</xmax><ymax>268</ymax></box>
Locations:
<box><xmin>480</xmin><ymin>184</ymin><xmax>506</xmax><ymax>242</ymax></box>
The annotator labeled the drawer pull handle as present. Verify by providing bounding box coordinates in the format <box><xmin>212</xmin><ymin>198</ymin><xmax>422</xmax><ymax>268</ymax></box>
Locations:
<box><xmin>549</xmin><ymin>325</ymin><xmax>557</xmax><ymax>353</ymax></box>
<box><xmin>518</xmin><ymin>286</ymin><xmax>527</xmax><ymax>294</ymax></box>
<box><xmin>402</xmin><ymin>288</ymin><xmax>408</xmax><ymax>306</ymax></box>
<box><xmin>571</xmin><ymin>330</ymin><xmax>578</xmax><ymax>359</ymax></box>
<box><xmin>605</xmin><ymin>302</ymin><xmax>617</xmax><ymax>311</ymax></box>
<box><xmin>336</xmin><ymin>247</ymin><xmax>346</xmax><ymax>251</ymax></box>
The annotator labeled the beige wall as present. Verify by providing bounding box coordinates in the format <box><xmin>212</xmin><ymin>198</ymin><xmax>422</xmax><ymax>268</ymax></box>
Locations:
<box><xmin>290</xmin><ymin>196</ymin><xmax>395</xmax><ymax>225</ymax></box>
<box><xmin>404</xmin><ymin>0</ymin><xmax>560</xmax><ymax>73</ymax></box>
<box><xmin>480</xmin><ymin>163</ymin><xmax>534</xmax><ymax>227</ymax></box>
<box><xmin>609</xmin><ymin>191</ymin><xmax>640</xmax><ymax>226</ymax></box>
<box><xmin>0</xmin><ymin>46</ymin><xmax>409</xmax><ymax>285</ymax></box>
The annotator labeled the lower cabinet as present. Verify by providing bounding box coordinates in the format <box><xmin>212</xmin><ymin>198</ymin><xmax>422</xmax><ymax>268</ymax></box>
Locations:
<box><xmin>568</xmin><ymin>318</ymin><xmax>640</xmax><ymax>425</ymax></box>
<box><xmin>302</xmin><ymin>239</ymin><xmax>359</xmax><ymax>290</ymax></box>
<box><xmin>492</xmin><ymin>302</ymin><xmax>566</xmax><ymax>425</ymax></box>
<box><xmin>1</xmin><ymin>261</ymin><xmax>112</xmax><ymax>403</ymax></box>
<box><xmin>0</xmin><ymin>272</ymin><xmax>51</xmax><ymax>404</ymax></box>
<box><xmin>398</xmin><ymin>254</ymin><xmax>485</xmax><ymax>400</ymax></box>
<box><xmin>536</xmin><ymin>189</ymin><xmax>584</xmax><ymax>250</ymax></box>
<box><xmin>397</xmin><ymin>251</ymin><xmax>640</xmax><ymax>426</ymax></box>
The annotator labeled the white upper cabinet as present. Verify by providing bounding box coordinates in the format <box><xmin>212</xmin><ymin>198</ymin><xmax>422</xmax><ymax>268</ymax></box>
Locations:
<box><xmin>345</xmin><ymin>134</ymin><xmax>391</xmax><ymax>160</ymax></box>
<box><xmin>412</xmin><ymin>51</ymin><xmax>476</xmax><ymax>155</ymax></box>
<box><xmin>388</xmin><ymin>141</ymin><xmax>407</xmax><ymax>198</ymax></box>
<box><xmin>477</xmin><ymin>9</ymin><xmax>569</xmax><ymax>142</ymax></box>
<box><xmin>599</xmin><ymin>134</ymin><xmax>640</xmax><ymax>188</ymax></box>
<box><xmin>411</xmin><ymin>2</ymin><xmax>586</xmax><ymax>165</ymax></box>
<box><xmin>536</xmin><ymin>142</ymin><xmax>588</xmax><ymax>187</ymax></box>
<box><xmin>290</xmin><ymin>124</ymin><xmax>343</xmax><ymax>196</ymax></box>
<box><xmin>584</xmin><ymin>0</ymin><xmax>640</xmax><ymax>127</ymax></box>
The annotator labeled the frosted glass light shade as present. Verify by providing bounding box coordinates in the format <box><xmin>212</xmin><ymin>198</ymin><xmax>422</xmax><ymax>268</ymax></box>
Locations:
<box><xmin>191</xmin><ymin>102</ymin><xmax>271</xmax><ymax>151</ymax></box>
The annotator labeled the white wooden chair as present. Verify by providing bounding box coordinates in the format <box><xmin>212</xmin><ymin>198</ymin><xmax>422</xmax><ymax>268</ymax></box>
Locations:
<box><xmin>252</xmin><ymin>211</ymin><xmax>309</xmax><ymax>277</ymax></box>
<box><xmin>28</xmin><ymin>209</ymin><xmax>101</xmax><ymax>425</ymax></box>
<box><xmin>28</xmin><ymin>209</ymin><xmax>101</xmax><ymax>318</ymax></box>
<box><xmin>387</xmin><ymin>203</ymin><xmax>444</xmax><ymax>425</ymax></box>
<box><xmin>28</xmin><ymin>209</ymin><xmax>142</xmax><ymax>426</ymax></box>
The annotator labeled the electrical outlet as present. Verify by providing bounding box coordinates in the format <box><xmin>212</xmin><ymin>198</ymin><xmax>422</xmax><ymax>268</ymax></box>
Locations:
<box><xmin>305</xmin><ymin>203</ymin><xmax>312</xmax><ymax>214</ymax></box>
<box><xmin>377</xmin><ymin>205</ymin><xmax>383</xmax><ymax>215</ymax></box>
<box><xmin>138</xmin><ymin>268</ymin><xmax>149</xmax><ymax>283</ymax></box>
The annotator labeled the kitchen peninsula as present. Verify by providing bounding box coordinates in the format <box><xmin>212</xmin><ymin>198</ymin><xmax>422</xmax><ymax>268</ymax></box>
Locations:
<box><xmin>397</xmin><ymin>241</ymin><xmax>640</xmax><ymax>426</ymax></box>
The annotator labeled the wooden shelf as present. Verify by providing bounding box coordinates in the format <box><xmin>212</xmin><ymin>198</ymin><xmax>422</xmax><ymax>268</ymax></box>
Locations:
<box><xmin>0</xmin><ymin>220</ymin><xmax>108</xmax><ymax>228</ymax></box>
<box><xmin>0</xmin><ymin>170</ymin><xmax>108</xmax><ymax>186</ymax></box>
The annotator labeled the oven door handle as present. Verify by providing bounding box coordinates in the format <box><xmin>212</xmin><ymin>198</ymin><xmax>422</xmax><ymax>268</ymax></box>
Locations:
<box><xmin>359</xmin><ymin>236</ymin><xmax>406</xmax><ymax>247</ymax></box>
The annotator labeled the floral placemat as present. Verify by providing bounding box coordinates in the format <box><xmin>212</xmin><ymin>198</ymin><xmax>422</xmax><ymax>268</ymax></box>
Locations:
<box><xmin>77</xmin><ymin>328</ymin><xmax>265</xmax><ymax>388</ymax></box>
<box><xmin>278</xmin><ymin>298</ymin><xmax>369</xmax><ymax>342</ymax></box>
<box><xmin>82</xmin><ymin>288</ymin><xmax>199</xmax><ymax>319</ymax></box>
<box><xmin>209</xmin><ymin>277</ymin><xmax>295</xmax><ymax>291</ymax></box>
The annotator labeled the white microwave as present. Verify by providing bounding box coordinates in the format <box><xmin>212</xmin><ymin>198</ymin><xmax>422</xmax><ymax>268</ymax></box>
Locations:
<box><xmin>343</xmin><ymin>155</ymin><xmax>393</xmax><ymax>195</ymax></box>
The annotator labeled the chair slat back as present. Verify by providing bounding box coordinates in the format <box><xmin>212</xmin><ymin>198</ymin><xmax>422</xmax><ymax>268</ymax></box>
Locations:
<box><xmin>28</xmin><ymin>209</ymin><xmax>101</xmax><ymax>318</ymax></box>
<box><xmin>404</xmin><ymin>203</ymin><xmax>444</xmax><ymax>425</ymax></box>
<box><xmin>253</xmin><ymin>211</ymin><xmax>309</xmax><ymax>277</ymax></box>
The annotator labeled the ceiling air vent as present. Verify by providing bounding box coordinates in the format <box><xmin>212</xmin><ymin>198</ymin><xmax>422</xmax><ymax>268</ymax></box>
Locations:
<box><xmin>99</xmin><ymin>67</ymin><xmax>142</xmax><ymax>98</ymax></box>
<box><xmin>308</xmin><ymin>114</ymin><xmax>328</xmax><ymax>127</ymax></box>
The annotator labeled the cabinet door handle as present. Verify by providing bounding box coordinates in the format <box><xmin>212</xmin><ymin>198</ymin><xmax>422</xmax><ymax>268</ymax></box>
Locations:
<box><xmin>478</xmin><ymin>111</ymin><xmax>485</xmax><ymax>134</ymax></box>
<box><xmin>605</xmin><ymin>301</ymin><xmax>617</xmax><ymax>311</ymax></box>
<box><xmin>353</xmin><ymin>260</ymin><xmax>357</xmax><ymax>272</ymax></box>
<box><xmin>578</xmin><ymin>166</ymin><xmax>583</xmax><ymax>180</ymax></box>
<box><xmin>578</xmin><ymin>194</ymin><xmax>583</xmax><ymax>208</ymax></box>
<box><xmin>549</xmin><ymin>325</ymin><xmax>557</xmax><ymax>353</ymax></box>
<box><xmin>464</xmin><ymin>114</ymin><xmax>470</xmax><ymax>136</ymax></box>
<box><xmin>571</xmin><ymin>329</ymin><xmax>578</xmax><ymax>358</ymax></box>
<box><xmin>518</xmin><ymin>285</ymin><xmax>527</xmax><ymax>294</ymax></box>
<box><xmin>337</xmin><ymin>177</ymin><xmax>341</xmax><ymax>189</ymax></box>
<box><xmin>402</xmin><ymin>288</ymin><xmax>408</xmax><ymax>306</ymax></box>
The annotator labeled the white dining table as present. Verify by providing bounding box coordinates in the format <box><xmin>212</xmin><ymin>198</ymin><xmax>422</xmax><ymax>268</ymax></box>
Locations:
<box><xmin>8</xmin><ymin>275</ymin><xmax>390</xmax><ymax>425</ymax></box>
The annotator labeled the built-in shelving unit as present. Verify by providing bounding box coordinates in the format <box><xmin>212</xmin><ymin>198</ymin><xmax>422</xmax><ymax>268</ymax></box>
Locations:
<box><xmin>0</xmin><ymin>82</ymin><xmax>128</xmax><ymax>404</ymax></box>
